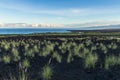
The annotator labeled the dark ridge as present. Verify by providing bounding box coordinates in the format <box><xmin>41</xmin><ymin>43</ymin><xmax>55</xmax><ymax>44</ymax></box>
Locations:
<box><xmin>68</xmin><ymin>29</ymin><xmax>120</xmax><ymax>33</ymax></box>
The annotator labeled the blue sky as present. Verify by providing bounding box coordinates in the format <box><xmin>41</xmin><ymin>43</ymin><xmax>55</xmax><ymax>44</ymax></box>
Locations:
<box><xmin>0</xmin><ymin>0</ymin><xmax>120</xmax><ymax>24</ymax></box>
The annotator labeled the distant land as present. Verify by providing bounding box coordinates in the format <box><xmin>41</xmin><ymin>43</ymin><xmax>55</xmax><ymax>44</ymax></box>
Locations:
<box><xmin>69</xmin><ymin>29</ymin><xmax>120</xmax><ymax>33</ymax></box>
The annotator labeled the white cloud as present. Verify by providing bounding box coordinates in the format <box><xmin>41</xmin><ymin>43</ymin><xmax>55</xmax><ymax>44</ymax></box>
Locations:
<box><xmin>0</xmin><ymin>20</ymin><xmax>120</xmax><ymax>28</ymax></box>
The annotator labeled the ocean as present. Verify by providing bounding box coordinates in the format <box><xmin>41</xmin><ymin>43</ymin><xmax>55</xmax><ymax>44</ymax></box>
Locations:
<box><xmin>0</xmin><ymin>26</ymin><xmax>119</xmax><ymax>34</ymax></box>
<box><xmin>0</xmin><ymin>28</ymin><xmax>90</xmax><ymax>34</ymax></box>
<box><xmin>0</xmin><ymin>28</ymin><xmax>71</xmax><ymax>34</ymax></box>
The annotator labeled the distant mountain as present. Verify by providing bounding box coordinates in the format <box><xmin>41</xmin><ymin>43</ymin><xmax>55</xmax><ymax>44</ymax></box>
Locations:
<box><xmin>69</xmin><ymin>29</ymin><xmax>120</xmax><ymax>33</ymax></box>
<box><xmin>66</xmin><ymin>21</ymin><xmax>120</xmax><ymax>29</ymax></box>
<box><xmin>85</xmin><ymin>24</ymin><xmax>120</xmax><ymax>30</ymax></box>
<box><xmin>68</xmin><ymin>24</ymin><xmax>120</xmax><ymax>32</ymax></box>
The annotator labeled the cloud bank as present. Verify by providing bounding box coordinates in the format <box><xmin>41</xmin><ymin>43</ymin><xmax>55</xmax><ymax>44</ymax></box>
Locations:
<box><xmin>0</xmin><ymin>21</ymin><xmax>120</xmax><ymax>28</ymax></box>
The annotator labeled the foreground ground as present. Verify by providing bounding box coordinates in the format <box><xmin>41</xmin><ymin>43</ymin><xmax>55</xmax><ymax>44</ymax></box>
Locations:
<box><xmin>0</xmin><ymin>33</ymin><xmax>120</xmax><ymax>80</ymax></box>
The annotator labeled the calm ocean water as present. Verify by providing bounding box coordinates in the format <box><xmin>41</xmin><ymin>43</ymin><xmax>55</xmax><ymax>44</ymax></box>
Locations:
<box><xmin>0</xmin><ymin>28</ymin><xmax>88</xmax><ymax>34</ymax></box>
<box><xmin>0</xmin><ymin>28</ymin><xmax>71</xmax><ymax>34</ymax></box>
<box><xmin>0</xmin><ymin>26</ymin><xmax>119</xmax><ymax>34</ymax></box>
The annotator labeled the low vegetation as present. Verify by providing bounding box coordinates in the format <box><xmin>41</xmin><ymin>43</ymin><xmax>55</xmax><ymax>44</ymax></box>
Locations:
<box><xmin>0</xmin><ymin>33</ymin><xmax>120</xmax><ymax>80</ymax></box>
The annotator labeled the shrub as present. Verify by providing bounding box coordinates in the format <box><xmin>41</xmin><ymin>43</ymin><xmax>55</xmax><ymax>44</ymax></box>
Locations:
<box><xmin>3</xmin><ymin>55</ymin><xmax>11</xmax><ymax>64</ymax></box>
<box><xmin>52</xmin><ymin>51</ymin><xmax>62</xmax><ymax>63</ymax></box>
<box><xmin>84</xmin><ymin>53</ymin><xmax>98</xmax><ymax>68</ymax></box>
<box><xmin>104</xmin><ymin>55</ymin><xmax>120</xmax><ymax>69</ymax></box>
<box><xmin>42</xmin><ymin>65</ymin><xmax>54</xmax><ymax>80</ymax></box>
<box><xmin>67</xmin><ymin>52</ymin><xmax>73</xmax><ymax>63</ymax></box>
<box><xmin>12</xmin><ymin>48</ymin><xmax>20</xmax><ymax>62</ymax></box>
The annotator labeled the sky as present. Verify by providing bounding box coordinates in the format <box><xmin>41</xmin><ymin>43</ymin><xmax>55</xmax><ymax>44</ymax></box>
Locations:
<box><xmin>0</xmin><ymin>0</ymin><xmax>120</xmax><ymax>25</ymax></box>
